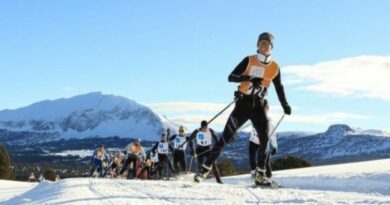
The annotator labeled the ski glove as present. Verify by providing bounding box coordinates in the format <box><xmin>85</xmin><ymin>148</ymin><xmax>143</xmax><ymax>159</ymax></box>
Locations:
<box><xmin>282</xmin><ymin>103</ymin><xmax>292</xmax><ymax>115</ymax></box>
<box><xmin>250</xmin><ymin>77</ymin><xmax>263</xmax><ymax>89</ymax></box>
<box><xmin>270</xmin><ymin>148</ymin><xmax>277</xmax><ymax>155</ymax></box>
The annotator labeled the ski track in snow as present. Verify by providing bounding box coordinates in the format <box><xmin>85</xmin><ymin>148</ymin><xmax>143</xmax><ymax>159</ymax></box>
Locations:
<box><xmin>1</xmin><ymin>159</ymin><xmax>390</xmax><ymax>205</ymax></box>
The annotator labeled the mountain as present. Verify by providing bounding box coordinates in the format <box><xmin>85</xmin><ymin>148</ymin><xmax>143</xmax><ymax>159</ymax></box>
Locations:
<box><xmin>0</xmin><ymin>92</ymin><xmax>177</xmax><ymax>144</ymax></box>
<box><xmin>224</xmin><ymin>124</ymin><xmax>390</xmax><ymax>166</ymax></box>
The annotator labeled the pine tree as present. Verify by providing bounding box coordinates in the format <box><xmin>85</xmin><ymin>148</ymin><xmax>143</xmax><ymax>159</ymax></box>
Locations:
<box><xmin>272</xmin><ymin>156</ymin><xmax>310</xmax><ymax>171</ymax></box>
<box><xmin>216</xmin><ymin>158</ymin><xmax>236</xmax><ymax>176</ymax></box>
<box><xmin>0</xmin><ymin>145</ymin><xmax>13</xmax><ymax>179</ymax></box>
<box><xmin>43</xmin><ymin>169</ymin><xmax>56</xmax><ymax>181</ymax></box>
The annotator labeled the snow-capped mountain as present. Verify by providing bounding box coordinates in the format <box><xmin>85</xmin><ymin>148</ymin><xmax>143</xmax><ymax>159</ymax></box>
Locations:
<box><xmin>275</xmin><ymin>124</ymin><xmax>390</xmax><ymax>164</ymax></box>
<box><xmin>224</xmin><ymin>124</ymin><xmax>390</xmax><ymax>166</ymax></box>
<box><xmin>0</xmin><ymin>92</ymin><xmax>178</xmax><ymax>143</ymax></box>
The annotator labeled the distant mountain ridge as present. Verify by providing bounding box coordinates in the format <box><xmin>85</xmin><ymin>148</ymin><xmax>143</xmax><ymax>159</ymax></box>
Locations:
<box><xmin>0</xmin><ymin>92</ymin><xmax>177</xmax><ymax>143</ymax></box>
<box><xmin>224</xmin><ymin>124</ymin><xmax>390</xmax><ymax>166</ymax></box>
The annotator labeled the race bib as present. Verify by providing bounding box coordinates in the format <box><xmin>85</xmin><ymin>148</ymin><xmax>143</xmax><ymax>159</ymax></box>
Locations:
<box><xmin>249</xmin><ymin>66</ymin><xmax>265</xmax><ymax>78</ymax></box>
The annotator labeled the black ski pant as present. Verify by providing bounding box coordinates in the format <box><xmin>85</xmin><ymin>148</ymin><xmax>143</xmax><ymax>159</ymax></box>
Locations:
<box><xmin>249</xmin><ymin>141</ymin><xmax>272</xmax><ymax>178</ymax></box>
<box><xmin>157</xmin><ymin>154</ymin><xmax>175</xmax><ymax>178</ymax></box>
<box><xmin>120</xmin><ymin>154</ymin><xmax>138</xmax><ymax>178</ymax></box>
<box><xmin>196</xmin><ymin>145</ymin><xmax>211</xmax><ymax>172</ymax></box>
<box><xmin>205</xmin><ymin>97</ymin><xmax>269</xmax><ymax>170</ymax></box>
<box><xmin>173</xmin><ymin>149</ymin><xmax>187</xmax><ymax>174</ymax></box>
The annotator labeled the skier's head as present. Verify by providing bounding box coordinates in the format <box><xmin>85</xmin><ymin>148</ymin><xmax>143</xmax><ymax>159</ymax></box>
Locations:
<box><xmin>133</xmin><ymin>138</ymin><xmax>141</xmax><ymax>146</ymax></box>
<box><xmin>160</xmin><ymin>133</ymin><xmax>167</xmax><ymax>142</ymax></box>
<box><xmin>98</xmin><ymin>144</ymin><xmax>105</xmax><ymax>151</ymax></box>
<box><xmin>178</xmin><ymin>125</ymin><xmax>185</xmax><ymax>135</ymax></box>
<box><xmin>200</xmin><ymin>120</ymin><xmax>208</xmax><ymax>131</ymax></box>
<box><xmin>257</xmin><ymin>32</ymin><xmax>274</xmax><ymax>56</ymax></box>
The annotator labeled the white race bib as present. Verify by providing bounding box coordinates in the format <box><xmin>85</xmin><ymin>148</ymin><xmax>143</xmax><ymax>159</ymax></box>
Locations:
<box><xmin>174</xmin><ymin>136</ymin><xmax>187</xmax><ymax>150</ymax></box>
<box><xmin>157</xmin><ymin>142</ymin><xmax>169</xmax><ymax>154</ymax></box>
<box><xmin>249</xmin><ymin>66</ymin><xmax>265</xmax><ymax>78</ymax></box>
<box><xmin>196</xmin><ymin>130</ymin><xmax>212</xmax><ymax>146</ymax></box>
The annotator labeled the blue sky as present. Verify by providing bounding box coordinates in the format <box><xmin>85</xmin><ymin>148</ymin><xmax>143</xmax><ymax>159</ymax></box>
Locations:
<box><xmin>0</xmin><ymin>1</ymin><xmax>389</xmax><ymax>132</ymax></box>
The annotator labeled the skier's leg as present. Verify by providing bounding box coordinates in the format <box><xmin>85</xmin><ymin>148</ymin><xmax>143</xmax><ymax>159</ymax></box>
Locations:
<box><xmin>204</xmin><ymin>104</ymin><xmax>250</xmax><ymax>168</ymax></box>
<box><xmin>120</xmin><ymin>157</ymin><xmax>131</xmax><ymax>175</ymax></box>
<box><xmin>248</xmin><ymin>141</ymin><xmax>258</xmax><ymax>171</ymax></box>
<box><xmin>173</xmin><ymin>150</ymin><xmax>179</xmax><ymax>173</ymax></box>
<box><xmin>251</xmin><ymin>106</ymin><xmax>269</xmax><ymax>170</ymax></box>
<box><xmin>265</xmin><ymin>154</ymin><xmax>272</xmax><ymax>178</ymax></box>
<box><xmin>212</xmin><ymin>163</ymin><xmax>223</xmax><ymax>184</ymax></box>
<box><xmin>196</xmin><ymin>147</ymin><xmax>205</xmax><ymax>171</ymax></box>
<box><xmin>179</xmin><ymin>150</ymin><xmax>187</xmax><ymax>174</ymax></box>
<box><xmin>131</xmin><ymin>157</ymin><xmax>137</xmax><ymax>178</ymax></box>
<box><xmin>168</xmin><ymin>157</ymin><xmax>176</xmax><ymax>175</ymax></box>
<box><xmin>96</xmin><ymin>160</ymin><xmax>103</xmax><ymax>177</ymax></box>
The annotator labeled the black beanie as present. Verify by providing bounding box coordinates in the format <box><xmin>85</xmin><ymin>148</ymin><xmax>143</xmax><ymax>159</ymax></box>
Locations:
<box><xmin>258</xmin><ymin>32</ymin><xmax>274</xmax><ymax>47</ymax></box>
<box><xmin>201</xmin><ymin>120</ymin><xmax>208</xmax><ymax>128</ymax></box>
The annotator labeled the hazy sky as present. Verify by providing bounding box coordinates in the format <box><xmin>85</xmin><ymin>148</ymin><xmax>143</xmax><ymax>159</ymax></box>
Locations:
<box><xmin>1</xmin><ymin>1</ymin><xmax>389</xmax><ymax>132</ymax></box>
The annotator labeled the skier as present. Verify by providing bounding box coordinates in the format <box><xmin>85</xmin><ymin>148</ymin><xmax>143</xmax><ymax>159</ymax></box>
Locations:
<box><xmin>120</xmin><ymin>138</ymin><xmax>145</xmax><ymax>179</ymax></box>
<box><xmin>90</xmin><ymin>144</ymin><xmax>110</xmax><ymax>177</ymax></box>
<box><xmin>248</xmin><ymin>99</ymin><xmax>278</xmax><ymax>179</ymax></box>
<box><xmin>147</xmin><ymin>132</ymin><xmax>176</xmax><ymax>179</ymax></box>
<box><xmin>169</xmin><ymin>125</ymin><xmax>190</xmax><ymax>174</ymax></box>
<box><xmin>194</xmin><ymin>32</ymin><xmax>291</xmax><ymax>185</ymax></box>
<box><xmin>146</xmin><ymin>150</ymin><xmax>160</xmax><ymax>179</ymax></box>
<box><xmin>188</xmin><ymin>120</ymin><xmax>223</xmax><ymax>184</ymax></box>
<box><xmin>108</xmin><ymin>151</ymin><xmax>124</xmax><ymax>177</ymax></box>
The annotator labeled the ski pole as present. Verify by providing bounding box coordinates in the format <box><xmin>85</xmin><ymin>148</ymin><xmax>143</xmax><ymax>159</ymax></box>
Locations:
<box><xmin>196</xmin><ymin>114</ymin><xmax>286</xmax><ymax>158</ymax></box>
<box><xmin>207</xmin><ymin>98</ymin><xmax>238</xmax><ymax>125</ymax></box>
<box><xmin>176</xmin><ymin>98</ymin><xmax>238</xmax><ymax>150</ymax></box>
<box><xmin>268</xmin><ymin>114</ymin><xmax>285</xmax><ymax>138</ymax></box>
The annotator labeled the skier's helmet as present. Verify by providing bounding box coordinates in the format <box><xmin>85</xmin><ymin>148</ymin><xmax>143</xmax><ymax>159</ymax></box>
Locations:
<box><xmin>179</xmin><ymin>126</ymin><xmax>185</xmax><ymax>132</ymax></box>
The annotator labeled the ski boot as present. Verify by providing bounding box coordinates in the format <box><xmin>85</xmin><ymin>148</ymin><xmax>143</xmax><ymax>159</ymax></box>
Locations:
<box><xmin>254</xmin><ymin>167</ymin><xmax>272</xmax><ymax>186</ymax></box>
<box><xmin>194</xmin><ymin>164</ymin><xmax>212</xmax><ymax>183</ymax></box>
<box><xmin>250</xmin><ymin>170</ymin><xmax>256</xmax><ymax>179</ymax></box>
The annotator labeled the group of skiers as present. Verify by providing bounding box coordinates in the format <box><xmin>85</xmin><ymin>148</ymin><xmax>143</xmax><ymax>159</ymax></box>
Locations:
<box><xmin>89</xmin><ymin>32</ymin><xmax>291</xmax><ymax>186</ymax></box>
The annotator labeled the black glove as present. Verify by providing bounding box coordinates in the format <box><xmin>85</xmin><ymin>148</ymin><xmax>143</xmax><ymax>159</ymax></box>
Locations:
<box><xmin>250</xmin><ymin>77</ymin><xmax>263</xmax><ymax>89</ymax></box>
<box><xmin>270</xmin><ymin>148</ymin><xmax>277</xmax><ymax>155</ymax></box>
<box><xmin>282</xmin><ymin>103</ymin><xmax>292</xmax><ymax>115</ymax></box>
<box><xmin>234</xmin><ymin>91</ymin><xmax>243</xmax><ymax>99</ymax></box>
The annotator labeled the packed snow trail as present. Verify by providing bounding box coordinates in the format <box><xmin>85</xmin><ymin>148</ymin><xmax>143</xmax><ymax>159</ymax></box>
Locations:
<box><xmin>2</xmin><ymin>159</ymin><xmax>390</xmax><ymax>205</ymax></box>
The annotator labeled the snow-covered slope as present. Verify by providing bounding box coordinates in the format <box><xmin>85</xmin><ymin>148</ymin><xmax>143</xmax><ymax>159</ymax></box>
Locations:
<box><xmin>0</xmin><ymin>92</ymin><xmax>178</xmax><ymax>142</ymax></box>
<box><xmin>0</xmin><ymin>180</ymin><xmax>36</xmax><ymax>203</ymax></box>
<box><xmin>2</xmin><ymin>159</ymin><xmax>390</xmax><ymax>205</ymax></box>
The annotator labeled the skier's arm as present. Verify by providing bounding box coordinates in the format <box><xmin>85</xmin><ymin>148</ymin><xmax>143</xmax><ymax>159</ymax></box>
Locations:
<box><xmin>210</xmin><ymin>128</ymin><xmax>218</xmax><ymax>143</ymax></box>
<box><xmin>90</xmin><ymin>150</ymin><xmax>97</xmax><ymax>164</ymax></box>
<box><xmin>140</xmin><ymin>147</ymin><xmax>146</xmax><ymax>159</ymax></box>
<box><xmin>272</xmin><ymin>69</ymin><xmax>289</xmax><ymax>106</ymax></box>
<box><xmin>150</xmin><ymin>142</ymin><xmax>158</xmax><ymax>153</ymax></box>
<box><xmin>188</xmin><ymin>130</ymin><xmax>199</xmax><ymax>154</ymax></box>
<box><xmin>184</xmin><ymin>135</ymin><xmax>190</xmax><ymax>151</ymax></box>
<box><xmin>169</xmin><ymin>134</ymin><xmax>177</xmax><ymax>141</ymax></box>
<box><xmin>228</xmin><ymin>57</ymin><xmax>250</xmax><ymax>82</ymax></box>
<box><xmin>168</xmin><ymin>144</ymin><xmax>175</xmax><ymax>153</ymax></box>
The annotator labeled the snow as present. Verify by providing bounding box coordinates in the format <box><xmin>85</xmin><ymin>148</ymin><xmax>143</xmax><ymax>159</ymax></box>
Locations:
<box><xmin>1</xmin><ymin>159</ymin><xmax>390</xmax><ymax>205</ymax></box>
<box><xmin>0</xmin><ymin>92</ymin><xmax>179</xmax><ymax>141</ymax></box>
<box><xmin>51</xmin><ymin>149</ymin><xmax>94</xmax><ymax>158</ymax></box>
<box><xmin>0</xmin><ymin>180</ymin><xmax>36</xmax><ymax>203</ymax></box>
